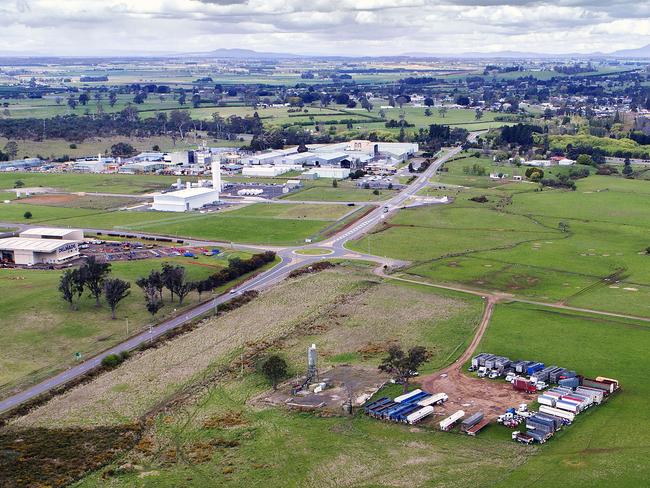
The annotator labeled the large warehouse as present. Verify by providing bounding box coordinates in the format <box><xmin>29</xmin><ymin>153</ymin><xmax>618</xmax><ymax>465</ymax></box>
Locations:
<box><xmin>19</xmin><ymin>227</ymin><xmax>84</xmax><ymax>241</ymax></box>
<box><xmin>0</xmin><ymin>237</ymin><xmax>80</xmax><ymax>265</ymax></box>
<box><xmin>152</xmin><ymin>187</ymin><xmax>219</xmax><ymax>212</ymax></box>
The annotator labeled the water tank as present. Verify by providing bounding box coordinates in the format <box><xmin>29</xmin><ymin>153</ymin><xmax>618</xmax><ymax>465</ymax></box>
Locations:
<box><xmin>308</xmin><ymin>344</ymin><xmax>317</xmax><ymax>372</ymax></box>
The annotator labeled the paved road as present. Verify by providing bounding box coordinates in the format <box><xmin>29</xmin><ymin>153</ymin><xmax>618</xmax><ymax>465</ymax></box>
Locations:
<box><xmin>0</xmin><ymin>139</ymin><xmax>470</xmax><ymax>414</ymax></box>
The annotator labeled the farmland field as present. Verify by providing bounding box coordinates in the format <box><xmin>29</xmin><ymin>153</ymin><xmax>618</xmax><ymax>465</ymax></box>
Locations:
<box><xmin>282</xmin><ymin>185</ymin><xmax>395</xmax><ymax>202</ymax></box>
<box><xmin>0</xmin><ymin>171</ymin><xmax>187</xmax><ymax>194</ymax></box>
<box><xmin>9</xmin><ymin>266</ymin><xmax>510</xmax><ymax>488</ymax></box>
<box><xmin>0</xmin><ymin>252</ymin><xmax>260</xmax><ymax>394</ymax></box>
<box><xmin>349</xmin><ymin>173</ymin><xmax>650</xmax><ymax>318</ymax></box>
<box><xmin>0</xmin><ymin>135</ymin><xmax>243</xmax><ymax>160</ymax></box>
<box><xmin>0</xmin><ymin>202</ymin><xmax>355</xmax><ymax>245</ymax></box>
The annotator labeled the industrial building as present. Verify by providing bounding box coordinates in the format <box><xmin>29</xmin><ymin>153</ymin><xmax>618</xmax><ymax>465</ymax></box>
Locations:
<box><xmin>303</xmin><ymin>167</ymin><xmax>350</xmax><ymax>179</ymax></box>
<box><xmin>19</xmin><ymin>228</ymin><xmax>84</xmax><ymax>241</ymax></box>
<box><xmin>0</xmin><ymin>237</ymin><xmax>80</xmax><ymax>265</ymax></box>
<box><xmin>152</xmin><ymin>159</ymin><xmax>221</xmax><ymax>212</ymax></box>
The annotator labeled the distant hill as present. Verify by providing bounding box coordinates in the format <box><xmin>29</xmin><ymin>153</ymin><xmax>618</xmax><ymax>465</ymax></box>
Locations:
<box><xmin>183</xmin><ymin>48</ymin><xmax>301</xmax><ymax>59</ymax></box>
<box><xmin>610</xmin><ymin>44</ymin><xmax>650</xmax><ymax>58</ymax></box>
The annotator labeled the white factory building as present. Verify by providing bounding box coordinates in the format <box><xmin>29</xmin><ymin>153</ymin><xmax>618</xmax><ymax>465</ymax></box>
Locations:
<box><xmin>152</xmin><ymin>160</ymin><xmax>221</xmax><ymax>212</ymax></box>
<box><xmin>19</xmin><ymin>227</ymin><xmax>85</xmax><ymax>241</ymax></box>
<box><xmin>0</xmin><ymin>237</ymin><xmax>80</xmax><ymax>265</ymax></box>
<box><xmin>240</xmin><ymin>141</ymin><xmax>418</xmax><ymax>173</ymax></box>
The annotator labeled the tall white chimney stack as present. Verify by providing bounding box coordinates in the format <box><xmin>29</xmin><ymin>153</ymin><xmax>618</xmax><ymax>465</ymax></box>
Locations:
<box><xmin>211</xmin><ymin>158</ymin><xmax>221</xmax><ymax>193</ymax></box>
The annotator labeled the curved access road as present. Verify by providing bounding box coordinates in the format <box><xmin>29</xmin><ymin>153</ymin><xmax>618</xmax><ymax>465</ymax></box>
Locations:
<box><xmin>0</xmin><ymin>139</ymin><xmax>474</xmax><ymax>415</ymax></box>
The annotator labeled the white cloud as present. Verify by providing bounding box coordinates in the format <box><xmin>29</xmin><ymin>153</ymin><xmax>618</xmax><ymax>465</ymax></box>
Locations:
<box><xmin>0</xmin><ymin>0</ymin><xmax>647</xmax><ymax>55</ymax></box>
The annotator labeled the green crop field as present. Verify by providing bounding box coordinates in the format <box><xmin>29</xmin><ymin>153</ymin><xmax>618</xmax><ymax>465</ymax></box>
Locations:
<box><xmin>476</xmin><ymin>301</ymin><xmax>650</xmax><ymax>486</ymax></box>
<box><xmin>0</xmin><ymin>252</ymin><xmax>259</xmax><ymax>393</ymax></box>
<box><xmin>0</xmin><ymin>171</ymin><xmax>189</xmax><ymax>194</ymax></box>
<box><xmin>282</xmin><ymin>185</ymin><xmax>394</xmax><ymax>202</ymax></box>
<box><xmin>0</xmin><ymin>201</ymin><xmax>357</xmax><ymax>245</ymax></box>
<box><xmin>349</xmin><ymin>173</ymin><xmax>650</xmax><ymax>318</ymax></box>
<box><xmin>37</xmin><ymin>266</ymin><xmax>515</xmax><ymax>488</ymax></box>
<box><xmin>0</xmin><ymin>135</ymin><xmax>243</xmax><ymax>160</ymax></box>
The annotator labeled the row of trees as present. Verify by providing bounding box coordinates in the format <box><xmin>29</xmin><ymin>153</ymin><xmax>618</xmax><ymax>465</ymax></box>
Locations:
<box><xmin>58</xmin><ymin>251</ymin><xmax>275</xmax><ymax>320</ymax></box>
<box><xmin>58</xmin><ymin>257</ymin><xmax>130</xmax><ymax>319</ymax></box>
<box><xmin>135</xmin><ymin>251</ymin><xmax>276</xmax><ymax>318</ymax></box>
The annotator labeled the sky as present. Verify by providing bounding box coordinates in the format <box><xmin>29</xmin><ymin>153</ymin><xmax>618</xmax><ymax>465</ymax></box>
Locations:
<box><xmin>1</xmin><ymin>0</ymin><xmax>650</xmax><ymax>56</ymax></box>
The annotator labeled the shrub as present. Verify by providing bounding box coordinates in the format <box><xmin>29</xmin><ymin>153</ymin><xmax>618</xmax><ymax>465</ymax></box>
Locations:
<box><xmin>101</xmin><ymin>351</ymin><xmax>130</xmax><ymax>369</ymax></box>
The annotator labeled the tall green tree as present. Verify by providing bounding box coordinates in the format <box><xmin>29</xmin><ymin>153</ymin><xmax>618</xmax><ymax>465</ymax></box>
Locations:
<box><xmin>80</xmin><ymin>256</ymin><xmax>111</xmax><ymax>307</ymax></box>
<box><xmin>261</xmin><ymin>355</ymin><xmax>288</xmax><ymax>390</ymax></box>
<box><xmin>58</xmin><ymin>269</ymin><xmax>84</xmax><ymax>310</ymax></box>
<box><xmin>379</xmin><ymin>345</ymin><xmax>431</xmax><ymax>393</ymax></box>
<box><xmin>104</xmin><ymin>278</ymin><xmax>131</xmax><ymax>320</ymax></box>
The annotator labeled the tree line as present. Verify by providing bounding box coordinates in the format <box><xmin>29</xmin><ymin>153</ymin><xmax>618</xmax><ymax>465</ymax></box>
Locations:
<box><xmin>58</xmin><ymin>251</ymin><xmax>275</xmax><ymax>320</ymax></box>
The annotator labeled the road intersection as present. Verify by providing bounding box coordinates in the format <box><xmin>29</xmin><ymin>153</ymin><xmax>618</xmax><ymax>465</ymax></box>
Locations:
<box><xmin>0</xmin><ymin>142</ymin><xmax>467</xmax><ymax>414</ymax></box>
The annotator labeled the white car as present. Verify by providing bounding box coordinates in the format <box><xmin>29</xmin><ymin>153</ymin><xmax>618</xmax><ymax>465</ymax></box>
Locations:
<box><xmin>505</xmin><ymin>373</ymin><xmax>516</xmax><ymax>383</ymax></box>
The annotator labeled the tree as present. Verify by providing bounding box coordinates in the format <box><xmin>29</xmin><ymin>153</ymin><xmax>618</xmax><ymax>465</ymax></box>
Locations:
<box><xmin>137</xmin><ymin>269</ymin><xmax>164</xmax><ymax>302</ymax></box>
<box><xmin>14</xmin><ymin>179</ymin><xmax>24</xmax><ymax>188</ymax></box>
<box><xmin>379</xmin><ymin>345</ymin><xmax>431</xmax><ymax>393</ymax></box>
<box><xmin>79</xmin><ymin>256</ymin><xmax>111</xmax><ymax>307</ymax></box>
<box><xmin>110</xmin><ymin>142</ymin><xmax>137</xmax><ymax>157</ymax></box>
<box><xmin>195</xmin><ymin>279</ymin><xmax>212</xmax><ymax>301</ymax></box>
<box><xmin>438</xmin><ymin>106</ymin><xmax>448</xmax><ymax>118</ymax></box>
<box><xmin>79</xmin><ymin>92</ymin><xmax>90</xmax><ymax>106</ymax></box>
<box><xmin>424</xmin><ymin>108</ymin><xmax>432</xmax><ymax>117</ymax></box>
<box><xmin>169</xmin><ymin>109</ymin><xmax>191</xmax><ymax>139</ymax></box>
<box><xmin>67</xmin><ymin>96</ymin><xmax>77</xmax><ymax>110</ymax></box>
<box><xmin>174</xmin><ymin>277</ymin><xmax>194</xmax><ymax>306</ymax></box>
<box><xmin>161</xmin><ymin>263</ymin><xmax>184</xmax><ymax>302</ymax></box>
<box><xmin>332</xmin><ymin>179</ymin><xmax>338</xmax><ymax>188</ymax></box>
<box><xmin>133</xmin><ymin>92</ymin><xmax>146</xmax><ymax>104</ymax></box>
<box><xmin>424</xmin><ymin>97</ymin><xmax>434</xmax><ymax>107</ymax></box>
<box><xmin>146</xmin><ymin>296</ymin><xmax>164</xmax><ymax>317</ymax></box>
<box><xmin>475</xmin><ymin>108</ymin><xmax>483</xmax><ymax>120</ymax></box>
<box><xmin>622</xmin><ymin>163</ymin><xmax>633</xmax><ymax>175</ymax></box>
<box><xmin>4</xmin><ymin>141</ymin><xmax>18</xmax><ymax>159</ymax></box>
<box><xmin>576</xmin><ymin>154</ymin><xmax>594</xmax><ymax>166</ymax></box>
<box><xmin>396</xmin><ymin>95</ymin><xmax>408</xmax><ymax>108</ymax></box>
<box><xmin>261</xmin><ymin>354</ymin><xmax>288</xmax><ymax>390</ymax></box>
<box><xmin>104</xmin><ymin>278</ymin><xmax>131</xmax><ymax>319</ymax></box>
<box><xmin>178</xmin><ymin>91</ymin><xmax>187</xmax><ymax>106</ymax></box>
<box><xmin>23</xmin><ymin>211</ymin><xmax>32</xmax><ymax>219</ymax></box>
<box><xmin>58</xmin><ymin>269</ymin><xmax>84</xmax><ymax>310</ymax></box>
<box><xmin>108</xmin><ymin>91</ymin><xmax>118</xmax><ymax>107</ymax></box>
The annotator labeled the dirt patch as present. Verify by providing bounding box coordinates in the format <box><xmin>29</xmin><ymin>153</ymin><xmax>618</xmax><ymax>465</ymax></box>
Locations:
<box><xmin>20</xmin><ymin>193</ymin><xmax>80</xmax><ymax>205</ymax></box>
<box><xmin>418</xmin><ymin>369</ymin><xmax>532</xmax><ymax>420</ymax></box>
<box><xmin>203</xmin><ymin>411</ymin><xmax>248</xmax><ymax>429</ymax></box>
<box><xmin>254</xmin><ymin>365</ymin><xmax>390</xmax><ymax>413</ymax></box>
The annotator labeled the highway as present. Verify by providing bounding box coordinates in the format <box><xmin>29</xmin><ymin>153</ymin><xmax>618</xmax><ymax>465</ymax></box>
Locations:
<box><xmin>0</xmin><ymin>140</ymin><xmax>468</xmax><ymax>414</ymax></box>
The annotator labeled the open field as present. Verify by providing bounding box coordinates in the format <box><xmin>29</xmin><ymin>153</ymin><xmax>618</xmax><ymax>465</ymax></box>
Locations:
<box><xmin>282</xmin><ymin>185</ymin><xmax>394</xmax><ymax>202</ymax></box>
<box><xmin>0</xmin><ymin>202</ymin><xmax>355</xmax><ymax>245</ymax></box>
<box><xmin>14</xmin><ymin>267</ymin><xmax>482</xmax><ymax>427</ymax></box>
<box><xmin>475</xmin><ymin>301</ymin><xmax>650</xmax><ymax>486</ymax></box>
<box><xmin>0</xmin><ymin>171</ymin><xmax>185</xmax><ymax>194</ymax></box>
<box><xmin>7</xmin><ymin>266</ymin><xmax>513</xmax><ymax>488</ymax></box>
<box><xmin>0</xmin><ymin>252</ymin><xmax>256</xmax><ymax>393</ymax></box>
<box><xmin>349</xmin><ymin>174</ymin><xmax>650</xmax><ymax>317</ymax></box>
<box><xmin>0</xmin><ymin>135</ymin><xmax>243</xmax><ymax>160</ymax></box>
